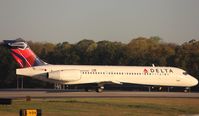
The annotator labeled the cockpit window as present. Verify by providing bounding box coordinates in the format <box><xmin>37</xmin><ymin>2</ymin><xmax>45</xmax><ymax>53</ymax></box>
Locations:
<box><xmin>183</xmin><ymin>72</ymin><xmax>188</xmax><ymax>75</ymax></box>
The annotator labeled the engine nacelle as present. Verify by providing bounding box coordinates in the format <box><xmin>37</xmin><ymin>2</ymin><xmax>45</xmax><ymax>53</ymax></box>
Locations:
<box><xmin>47</xmin><ymin>69</ymin><xmax>80</xmax><ymax>81</ymax></box>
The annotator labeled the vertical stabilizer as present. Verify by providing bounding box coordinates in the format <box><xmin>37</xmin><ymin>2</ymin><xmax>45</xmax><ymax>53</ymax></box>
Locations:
<box><xmin>3</xmin><ymin>38</ymin><xmax>46</xmax><ymax>68</ymax></box>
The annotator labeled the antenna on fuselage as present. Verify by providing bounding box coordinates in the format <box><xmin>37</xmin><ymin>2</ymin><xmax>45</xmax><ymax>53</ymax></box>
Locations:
<box><xmin>152</xmin><ymin>64</ymin><xmax>155</xmax><ymax>67</ymax></box>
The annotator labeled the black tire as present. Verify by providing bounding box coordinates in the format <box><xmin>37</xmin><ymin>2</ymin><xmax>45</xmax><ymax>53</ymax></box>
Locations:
<box><xmin>96</xmin><ymin>88</ymin><xmax>103</xmax><ymax>93</ymax></box>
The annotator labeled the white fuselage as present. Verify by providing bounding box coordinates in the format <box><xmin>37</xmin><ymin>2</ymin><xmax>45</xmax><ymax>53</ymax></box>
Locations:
<box><xmin>16</xmin><ymin>65</ymin><xmax>198</xmax><ymax>87</ymax></box>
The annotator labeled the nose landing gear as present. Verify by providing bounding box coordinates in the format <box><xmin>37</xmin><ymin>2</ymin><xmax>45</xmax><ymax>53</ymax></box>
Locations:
<box><xmin>184</xmin><ymin>87</ymin><xmax>191</xmax><ymax>92</ymax></box>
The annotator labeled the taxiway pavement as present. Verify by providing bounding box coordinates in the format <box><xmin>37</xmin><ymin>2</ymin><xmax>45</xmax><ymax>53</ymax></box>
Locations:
<box><xmin>0</xmin><ymin>90</ymin><xmax>198</xmax><ymax>99</ymax></box>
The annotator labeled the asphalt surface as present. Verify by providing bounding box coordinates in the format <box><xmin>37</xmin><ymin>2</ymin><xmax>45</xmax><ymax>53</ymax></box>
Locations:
<box><xmin>0</xmin><ymin>90</ymin><xmax>199</xmax><ymax>99</ymax></box>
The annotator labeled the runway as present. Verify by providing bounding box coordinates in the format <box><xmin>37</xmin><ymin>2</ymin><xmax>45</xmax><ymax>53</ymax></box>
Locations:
<box><xmin>0</xmin><ymin>90</ymin><xmax>199</xmax><ymax>99</ymax></box>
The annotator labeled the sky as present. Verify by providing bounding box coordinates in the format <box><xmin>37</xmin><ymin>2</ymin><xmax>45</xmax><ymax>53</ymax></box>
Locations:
<box><xmin>0</xmin><ymin>0</ymin><xmax>199</xmax><ymax>44</ymax></box>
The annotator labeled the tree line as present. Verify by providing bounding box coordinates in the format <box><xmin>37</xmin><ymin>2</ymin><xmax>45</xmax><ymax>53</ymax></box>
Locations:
<box><xmin>0</xmin><ymin>37</ymin><xmax>198</xmax><ymax>89</ymax></box>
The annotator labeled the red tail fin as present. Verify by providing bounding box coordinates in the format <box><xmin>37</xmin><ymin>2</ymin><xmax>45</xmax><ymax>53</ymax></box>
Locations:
<box><xmin>3</xmin><ymin>38</ymin><xmax>46</xmax><ymax>68</ymax></box>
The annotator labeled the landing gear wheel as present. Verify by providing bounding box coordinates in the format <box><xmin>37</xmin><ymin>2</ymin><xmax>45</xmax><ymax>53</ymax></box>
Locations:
<box><xmin>184</xmin><ymin>87</ymin><xmax>191</xmax><ymax>93</ymax></box>
<box><xmin>85</xmin><ymin>88</ymin><xmax>89</xmax><ymax>92</ymax></box>
<box><xmin>96</xmin><ymin>86</ymin><xmax>104</xmax><ymax>93</ymax></box>
<box><xmin>96</xmin><ymin>88</ymin><xmax>102</xmax><ymax>93</ymax></box>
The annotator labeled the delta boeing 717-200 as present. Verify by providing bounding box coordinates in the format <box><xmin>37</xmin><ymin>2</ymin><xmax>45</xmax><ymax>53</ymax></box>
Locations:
<box><xmin>1</xmin><ymin>38</ymin><xmax>198</xmax><ymax>92</ymax></box>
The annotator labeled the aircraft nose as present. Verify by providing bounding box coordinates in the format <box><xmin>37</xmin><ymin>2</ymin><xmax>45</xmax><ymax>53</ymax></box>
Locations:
<box><xmin>190</xmin><ymin>76</ymin><xmax>198</xmax><ymax>86</ymax></box>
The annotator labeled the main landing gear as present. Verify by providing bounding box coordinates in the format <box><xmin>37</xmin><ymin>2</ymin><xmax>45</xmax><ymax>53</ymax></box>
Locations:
<box><xmin>84</xmin><ymin>85</ymin><xmax>104</xmax><ymax>92</ymax></box>
<box><xmin>96</xmin><ymin>86</ymin><xmax>104</xmax><ymax>93</ymax></box>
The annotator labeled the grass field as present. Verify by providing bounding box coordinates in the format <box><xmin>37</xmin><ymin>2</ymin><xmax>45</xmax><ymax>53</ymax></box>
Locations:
<box><xmin>0</xmin><ymin>98</ymin><xmax>199</xmax><ymax>116</ymax></box>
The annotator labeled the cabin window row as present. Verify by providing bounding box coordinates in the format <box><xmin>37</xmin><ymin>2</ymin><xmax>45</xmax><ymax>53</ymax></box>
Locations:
<box><xmin>82</xmin><ymin>72</ymin><xmax>137</xmax><ymax>75</ymax></box>
<box><xmin>81</xmin><ymin>72</ymin><xmax>168</xmax><ymax>76</ymax></box>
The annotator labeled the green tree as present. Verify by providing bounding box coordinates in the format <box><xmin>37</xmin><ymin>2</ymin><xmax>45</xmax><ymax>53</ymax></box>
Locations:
<box><xmin>0</xmin><ymin>46</ymin><xmax>17</xmax><ymax>88</ymax></box>
<box><xmin>93</xmin><ymin>40</ymin><xmax>125</xmax><ymax>65</ymax></box>
<box><xmin>74</xmin><ymin>39</ymin><xmax>97</xmax><ymax>64</ymax></box>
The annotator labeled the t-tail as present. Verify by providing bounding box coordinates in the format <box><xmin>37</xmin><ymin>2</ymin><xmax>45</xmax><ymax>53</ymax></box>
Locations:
<box><xmin>3</xmin><ymin>38</ymin><xmax>47</xmax><ymax>68</ymax></box>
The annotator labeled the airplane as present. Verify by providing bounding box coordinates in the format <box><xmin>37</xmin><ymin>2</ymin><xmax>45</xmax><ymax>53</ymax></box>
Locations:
<box><xmin>1</xmin><ymin>38</ymin><xmax>198</xmax><ymax>92</ymax></box>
